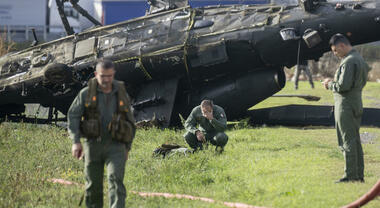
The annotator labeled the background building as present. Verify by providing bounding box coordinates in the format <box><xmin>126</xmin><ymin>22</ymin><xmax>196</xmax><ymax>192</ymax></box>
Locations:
<box><xmin>0</xmin><ymin>0</ymin><xmax>48</xmax><ymax>42</ymax></box>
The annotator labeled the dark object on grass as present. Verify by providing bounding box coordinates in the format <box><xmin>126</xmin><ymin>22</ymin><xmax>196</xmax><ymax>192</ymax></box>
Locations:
<box><xmin>272</xmin><ymin>94</ymin><xmax>321</xmax><ymax>102</ymax></box>
<box><xmin>153</xmin><ymin>143</ymin><xmax>193</xmax><ymax>158</ymax></box>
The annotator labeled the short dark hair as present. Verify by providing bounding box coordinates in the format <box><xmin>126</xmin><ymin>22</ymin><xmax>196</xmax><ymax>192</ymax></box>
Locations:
<box><xmin>96</xmin><ymin>58</ymin><xmax>115</xmax><ymax>71</ymax></box>
<box><xmin>329</xmin><ymin>34</ymin><xmax>351</xmax><ymax>46</ymax></box>
<box><xmin>201</xmin><ymin>99</ymin><xmax>213</xmax><ymax>107</ymax></box>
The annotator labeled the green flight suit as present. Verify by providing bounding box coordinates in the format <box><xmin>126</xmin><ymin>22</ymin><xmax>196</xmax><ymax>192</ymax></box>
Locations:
<box><xmin>328</xmin><ymin>49</ymin><xmax>371</xmax><ymax>180</ymax></box>
<box><xmin>184</xmin><ymin>105</ymin><xmax>228</xmax><ymax>149</ymax></box>
<box><xmin>294</xmin><ymin>60</ymin><xmax>314</xmax><ymax>89</ymax></box>
<box><xmin>68</xmin><ymin>80</ymin><xmax>134</xmax><ymax>208</ymax></box>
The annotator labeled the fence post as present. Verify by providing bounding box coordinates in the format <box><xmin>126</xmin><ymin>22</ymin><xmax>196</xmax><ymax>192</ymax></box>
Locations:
<box><xmin>43</xmin><ymin>25</ymin><xmax>47</xmax><ymax>41</ymax></box>
<box><xmin>26</xmin><ymin>25</ymin><xmax>29</xmax><ymax>41</ymax></box>
<box><xmin>7</xmin><ymin>25</ymin><xmax>11</xmax><ymax>42</ymax></box>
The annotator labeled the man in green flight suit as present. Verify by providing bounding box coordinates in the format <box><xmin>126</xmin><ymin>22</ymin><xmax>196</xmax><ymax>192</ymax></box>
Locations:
<box><xmin>323</xmin><ymin>34</ymin><xmax>371</xmax><ymax>183</ymax></box>
<box><xmin>184</xmin><ymin>100</ymin><xmax>228</xmax><ymax>152</ymax></box>
<box><xmin>68</xmin><ymin>59</ymin><xmax>136</xmax><ymax>207</ymax></box>
<box><xmin>294</xmin><ymin>60</ymin><xmax>314</xmax><ymax>90</ymax></box>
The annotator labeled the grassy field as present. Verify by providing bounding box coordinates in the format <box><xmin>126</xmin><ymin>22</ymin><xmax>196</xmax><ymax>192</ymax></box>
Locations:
<box><xmin>1</xmin><ymin>81</ymin><xmax>380</xmax><ymax>208</ymax></box>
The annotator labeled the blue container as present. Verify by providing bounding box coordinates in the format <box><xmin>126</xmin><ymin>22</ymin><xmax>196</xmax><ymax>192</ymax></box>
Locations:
<box><xmin>190</xmin><ymin>0</ymin><xmax>269</xmax><ymax>7</ymax></box>
<box><xmin>101</xmin><ymin>0</ymin><xmax>269</xmax><ymax>25</ymax></box>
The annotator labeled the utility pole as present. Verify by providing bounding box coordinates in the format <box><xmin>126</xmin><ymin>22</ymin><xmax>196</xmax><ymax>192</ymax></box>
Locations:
<box><xmin>46</xmin><ymin>0</ymin><xmax>50</xmax><ymax>33</ymax></box>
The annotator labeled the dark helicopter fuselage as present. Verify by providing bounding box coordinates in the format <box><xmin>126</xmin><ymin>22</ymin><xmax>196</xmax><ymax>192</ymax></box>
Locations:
<box><xmin>1</xmin><ymin>0</ymin><xmax>380</xmax><ymax>126</ymax></box>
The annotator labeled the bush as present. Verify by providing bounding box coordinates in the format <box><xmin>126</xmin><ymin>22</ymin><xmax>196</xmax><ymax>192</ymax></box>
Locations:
<box><xmin>0</xmin><ymin>33</ymin><xmax>14</xmax><ymax>57</ymax></box>
<box><xmin>310</xmin><ymin>43</ymin><xmax>380</xmax><ymax>80</ymax></box>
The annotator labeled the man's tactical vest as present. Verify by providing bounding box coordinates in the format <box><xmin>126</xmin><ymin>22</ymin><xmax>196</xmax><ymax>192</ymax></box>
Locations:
<box><xmin>80</xmin><ymin>78</ymin><xmax>136</xmax><ymax>143</ymax></box>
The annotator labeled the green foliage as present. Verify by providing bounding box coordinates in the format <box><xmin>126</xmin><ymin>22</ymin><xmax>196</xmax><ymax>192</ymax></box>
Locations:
<box><xmin>356</xmin><ymin>44</ymin><xmax>380</xmax><ymax>61</ymax></box>
<box><xmin>178</xmin><ymin>113</ymin><xmax>186</xmax><ymax>127</ymax></box>
<box><xmin>0</xmin><ymin>34</ymin><xmax>14</xmax><ymax>57</ymax></box>
<box><xmin>0</xmin><ymin>36</ymin><xmax>36</xmax><ymax>57</ymax></box>
<box><xmin>228</xmin><ymin>118</ymin><xmax>251</xmax><ymax>130</ymax></box>
<box><xmin>1</xmin><ymin>121</ymin><xmax>380</xmax><ymax>208</ymax></box>
<box><xmin>306</xmin><ymin>43</ymin><xmax>380</xmax><ymax>80</ymax></box>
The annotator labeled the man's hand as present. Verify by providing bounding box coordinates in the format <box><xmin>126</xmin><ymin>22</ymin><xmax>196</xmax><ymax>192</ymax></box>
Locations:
<box><xmin>72</xmin><ymin>143</ymin><xmax>83</xmax><ymax>160</ymax></box>
<box><xmin>322</xmin><ymin>78</ymin><xmax>332</xmax><ymax>90</ymax></box>
<box><xmin>125</xmin><ymin>150</ymin><xmax>129</xmax><ymax>161</ymax></box>
<box><xmin>196</xmin><ymin>130</ymin><xmax>206</xmax><ymax>143</ymax></box>
<box><xmin>202</xmin><ymin>110</ymin><xmax>214</xmax><ymax>120</ymax></box>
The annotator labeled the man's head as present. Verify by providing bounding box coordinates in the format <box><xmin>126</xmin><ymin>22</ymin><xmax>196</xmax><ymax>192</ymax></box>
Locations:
<box><xmin>201</xmin><ymin>99</ymin><xmax>213</xmax><ymax>115</ymax></box>
<box><xmin>94</xmin><ymin>59</ymin><xmax>115</xmax><ymax>91</ymax></box>
<box><xmin>329</xmin><ymin>34</ymin><xmax>352</xmax><ymax>58</ymax></box>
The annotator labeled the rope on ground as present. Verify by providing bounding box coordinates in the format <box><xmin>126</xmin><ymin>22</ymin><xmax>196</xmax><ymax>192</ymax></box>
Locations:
<box><xmin>48</xmin><ymin>178</ymin><xmax>267</xmax><ymax>208</ymax></box>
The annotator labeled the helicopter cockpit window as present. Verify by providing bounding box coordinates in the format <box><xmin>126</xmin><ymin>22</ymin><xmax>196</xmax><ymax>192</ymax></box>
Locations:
<box><xmin>280</xmin><ymin>28</ymin><xmax>299</xmax><ymax>41</ymax></box>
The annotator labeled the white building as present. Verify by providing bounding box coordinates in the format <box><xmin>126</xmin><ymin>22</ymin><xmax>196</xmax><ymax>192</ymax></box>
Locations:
<box><xmin>0</xmin><ymin>0</ymin><xmax>85</xmax><ymax>42</ymax></box>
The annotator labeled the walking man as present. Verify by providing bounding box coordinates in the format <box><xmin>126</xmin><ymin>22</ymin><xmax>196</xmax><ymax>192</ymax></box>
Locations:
<box><xmin>294</xmin><ymin>60</ymin><xmax>314</xmax><ymax>89</ymax></box>
<box><xmin>323</xmin><ymin>34</ymin><xmax>371</xmax><ymax>183</ymax></box>
<box><xmin>184</xmin><ymin>100</ymin><xmax>228</xmax><ymax>152</ymax></box>
<box><xmin>68</xmin><ymin>59</ymin><xmax>136</xmax><ymax>207</ymax></box>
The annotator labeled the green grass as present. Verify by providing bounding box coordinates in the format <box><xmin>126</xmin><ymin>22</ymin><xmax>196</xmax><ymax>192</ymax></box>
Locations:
<box><xmin>1</xmin><ymin>81</ymin><xmax>380</xmax><ymax>208</ymax></box>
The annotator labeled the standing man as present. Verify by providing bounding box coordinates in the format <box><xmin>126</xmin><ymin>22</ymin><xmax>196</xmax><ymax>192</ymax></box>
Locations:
<box><xmin>184</xmin><ymin>100</ymin><xmax>228</xmax><ymax>152</ymax></box>
<box><xmin>323</xmin><ymin>34</ymin><xmax>370</xmax><ymax>183</ymax></box>
<box><xmin>68</xmin><ymin>59</ymin><xmax>136</xmax><ymax>207</ymax></box>
<box><xmin>294</xmin><ymin>60</ymin><xmax>314</xmax><ymax>90</ymax></box>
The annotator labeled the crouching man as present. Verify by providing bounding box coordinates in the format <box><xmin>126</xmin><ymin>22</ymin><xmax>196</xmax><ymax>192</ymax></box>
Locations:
<box><xmin>184</xmin><ymin>100</ymin><xmax>228</xmax><ymax>152</ymax></box>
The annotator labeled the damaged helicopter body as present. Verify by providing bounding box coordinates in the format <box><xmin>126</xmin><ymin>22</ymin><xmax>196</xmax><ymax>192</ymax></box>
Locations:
<box><xmin>1</xmin><ymin>0</ymin><xmax>380</xmax><ymax>126</ymax></box>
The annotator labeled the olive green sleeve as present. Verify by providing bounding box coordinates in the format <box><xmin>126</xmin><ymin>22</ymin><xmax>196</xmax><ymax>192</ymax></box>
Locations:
<box><xmin>67</xmin><ymin>89</ymin><xmax>87</xmax><ymax>144</ymax></box>
<box><xmin>184</xmin><ymin>108</ymin><xmax>198</xmax><ymax>134</ymax></box>
<box><xmin>328</xmin><ymin>61</ymin><xmax>355</xmax><ymax>93</ymax></box>
<box><xmin>210</xmin><ymin>108</ymin><xmax>227</xmax><ymax>132</ymax></box>
<box><xmin>125</xmin><ymin>93</ymin><xmax>136</xmax><ymax>127</ymax></box>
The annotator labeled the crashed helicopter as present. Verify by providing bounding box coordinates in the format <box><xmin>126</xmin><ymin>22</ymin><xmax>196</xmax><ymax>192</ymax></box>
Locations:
<box><xmin>1</xmin><ymin>0</ymin><xmax>380</xmax><ymax>126</ymax></box>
